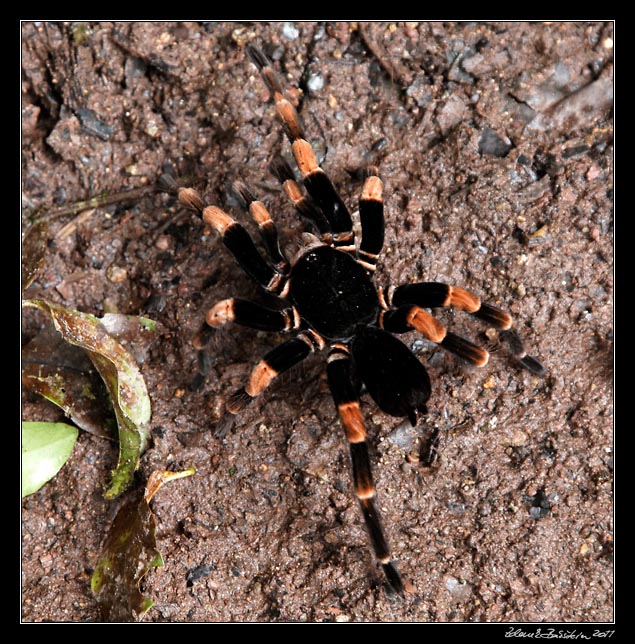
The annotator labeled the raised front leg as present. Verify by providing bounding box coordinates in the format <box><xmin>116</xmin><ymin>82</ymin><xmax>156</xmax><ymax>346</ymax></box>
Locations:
<box><xmin>232</xmin><ymin>181</ymin><xmax>289</xmax><ymax>274</ymax></box>
<box><xmin>169</xmin><ymin>180</ymin><xmax>285</xmax><ymax>295</ymax></box>
<box><xmin>247</xmin><ymin>44</ymin><xmax>354</xmax><ymax>248</ymax></box>
<box><xmin>269</xmin><ymin>156</ymin><xmax>332</xmax><ymax>238</ymax></box>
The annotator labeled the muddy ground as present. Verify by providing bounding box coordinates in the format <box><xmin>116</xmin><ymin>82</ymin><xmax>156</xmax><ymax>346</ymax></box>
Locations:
<box><xmin>21</xmin><ymin>22</ymin><xmax>613</xmax><ymax>623</ymax></box>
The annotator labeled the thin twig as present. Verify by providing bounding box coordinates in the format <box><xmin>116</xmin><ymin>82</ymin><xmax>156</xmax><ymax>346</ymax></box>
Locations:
<box><xmin>28</xmin><ymin>185</ymin><xmax>160</xmax><ymax>225</ymax></box>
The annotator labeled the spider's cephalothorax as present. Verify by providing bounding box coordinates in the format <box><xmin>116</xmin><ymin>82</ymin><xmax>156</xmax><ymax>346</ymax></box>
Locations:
<box><xmin>168</xmin><ymin>45</ymin><xmax>546</xmax><ymax>595</ymax></box>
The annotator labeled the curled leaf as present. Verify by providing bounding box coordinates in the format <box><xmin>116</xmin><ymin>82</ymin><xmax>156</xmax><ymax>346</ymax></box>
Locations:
<box><xmin>22</xmin><ymin>421</ymin><xmax>78</xmax><ymax>497</ymax></box>
<box><xmin>23</xmin><ymin>299</ymin><xmax>151</xmax><ymax>498</ymax></box>
<box><xmin>90</xmin><ymin>489</ymin><xmax>161</xmax><ymax>622</ymax></box>
<box><xmin>91</xmin><ymin>468</ymin><xmax>195</xmax><ymax>622</ymax></box>
<box><xmin>99</xmin><ymin>314</ymin><xmax>159</xmax><ymax>366</ymax></box>
<box><xmin>22</xmin><ymin>327</ymin><xmax>117</xmax><ymax>440</ymax></box>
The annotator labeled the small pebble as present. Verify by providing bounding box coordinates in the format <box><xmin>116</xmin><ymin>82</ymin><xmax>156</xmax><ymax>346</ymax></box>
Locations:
<box><xmin>478</xmin><ymin>128</ymin><xmax>512</xmax><ymax>158</ymax></box>
<box><xmin>76</xmin><ymin>108</ymin><xmax>113</xmax><ymax>141</ymax></box>
<box><xmin>107</xmin><ymin>265</ymin><xmax>127</xmax><ymax>283</ymax></box>
<box><xmin>155</xmin><ymin>234</ymin><xmax>171</xmax><ymax>251</ymax></box>
<box><xmin>482</xmin><ymin>375</ymin><xmax>496</xmax><ymax>390</ymax></box>
<box><xmin>445</xmin><ymin>577</ymin><xmax>473</xmax><ymax>602</ymax></box>
<box><xmin>282</xmin><ymin>22</ymin><xmax>299</xmax><ymax>40</ymax></box>
<box><xmin>306</xmin><ymin>73</ymin><xmax>324</xmax><ymax>93</ymax></box>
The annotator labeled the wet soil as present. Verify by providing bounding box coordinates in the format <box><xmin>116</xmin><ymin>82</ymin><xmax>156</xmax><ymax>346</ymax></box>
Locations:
<box><xmin>21</xmin><ymin>21</ymin><xmax>613</xmax><ymax>623</ymax></box>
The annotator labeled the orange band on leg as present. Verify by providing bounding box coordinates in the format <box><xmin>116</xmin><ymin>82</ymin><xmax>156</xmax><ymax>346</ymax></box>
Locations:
<box><xmin>292</xmin><ymin>139</ymin><xmax>319</xmax><ymax>176</ymax></box>
<box><xmin>361</xmin><ymin>175</ymin><xmax>383</xmax><ymax>202</ymax></box>
<box><xmin>407</xmin><ymin>307</ymin><xmax>447</xmax><ymax>343</ymax></box>
<box><xmin>447</xmin><ymin>286</ymin><xmax>481</xmax><ymax>313</ymax></box>
<box><xmin>245</xmin><ymin>361</ymin><xmax>278</xmax><ymax>398</ymax></box>
<box><xmin>202</xmin><ymin>206</ymin><xmax>235</xmax><ymax>234</ymax></box>
<box><xmin>338</xmin><ymin>401</ymin><xmax>367</xmax><ymax>444</ymax></box>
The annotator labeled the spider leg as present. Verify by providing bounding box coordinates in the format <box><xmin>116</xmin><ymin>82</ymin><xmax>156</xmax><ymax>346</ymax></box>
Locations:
<box><xmin>232</xmin><ymin>181</ymin><xmax>289</xmax><ymax>274</ymax></box>
<box><xmin>174</xmin><ymin>184</ymin><xmax>286</xmax><ymax>295</ymax></box>
<box><xmin>206</xmin><ymin>297</ymin><xmax>300</xmax><ymax>333</ymax></box>
<box><xmin>226</xmin><ymin>329</ymin><xmax>324</xmax><ymax>414</ymax></box>
<box><xmin>388</xmin><ymin>282</ymin><xmax>546</xmax><ymax>375</ymax></box>
<box><xmin>381</xmin><ymin>305</ymin><xmax>490</xmax><ymax>368</ymax></box>
<box><xmin>326</xmin><ymin>344</ymin><xmax>404</xmax><ymax>595</ymax></box>
<box><xmin>247</xmin><ymin>45</ymin><xmax>354</xmax><ymax>250</ymax></box>
<box><xmin>500</xmin><ymin>329</ymin><xmax>547</xmax><ymax>375</ymax></box>
<box><xmin>357</xmin><ymin>166</ymin><xmax>384</xmax><ymax>272</ymax></box>
<box><xmin>269</xmin><ymin>156</ymin><xmax>332</xmax><ymax>239</ymax></box>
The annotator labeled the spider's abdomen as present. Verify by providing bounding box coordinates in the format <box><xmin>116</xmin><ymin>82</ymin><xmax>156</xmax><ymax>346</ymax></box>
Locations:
<box><xmin>289</xmin><ymin>245</ymin><xmax>379</xmax><ymax>341</ymax></box>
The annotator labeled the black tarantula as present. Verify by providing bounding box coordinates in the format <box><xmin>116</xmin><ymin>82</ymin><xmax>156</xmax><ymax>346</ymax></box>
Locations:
<box><xmin>167</xmin><ymin>45</ymin><xmax>546</xmax><ymax>595</ymax></box>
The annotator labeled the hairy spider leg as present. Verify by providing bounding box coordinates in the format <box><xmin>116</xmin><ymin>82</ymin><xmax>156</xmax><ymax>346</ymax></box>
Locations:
<box><xmin>357</xmin><ymin>167</ymin><xmax>385</xmax><ymax>272</ymax></box>
<box><xmin>232</xmin><ymin>181</ymin><xmax>290</xmax><ymax>274</ymax></box>
<box><xmin>381</xmin><ymin>305</ymin><xmax>490</xmax><ymax>367</ymax></box>
<box><xmin>388</xmin><ymin>282</ymin><xmax>546</xmax><ymax>375</ymax></box>
<box><xmin>206</xmin><ymin>297</ymin><xmax>301</xmax><ymax>333</ymax></box>
<box><xmin>500</xmin><ymin>329</ymin><xmax>546</xmax><ymax>375</ymax></box>
<box><xmin>269</xmin><ymin>156</ymin><xmax>332</xmax><ymax>239</ymax></box>
<box><xmin>326</xmin><ymin>344</ymin><xmax>404</xmax><ymax>595</ymax></box>
<box><xmin>175</xmin><ymin>186</ymin><xmax>287</xmax><ymax>296</ymax></box>
<box><xmin>247</xmin><ymin>45</ymin><xmax>355</xmax><ymax>251</ymax></box>
<box><xmin>226</xmin><ymin>329</ymin><xmax>325</xmax><ymax>414</ymax></box>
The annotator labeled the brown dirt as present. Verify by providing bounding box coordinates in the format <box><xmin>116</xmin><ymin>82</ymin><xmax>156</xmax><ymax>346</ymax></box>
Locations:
<box><xmin>21</xmin><ymin>21</ymin><xmax>613</xmax><ymax>623</ymax></box>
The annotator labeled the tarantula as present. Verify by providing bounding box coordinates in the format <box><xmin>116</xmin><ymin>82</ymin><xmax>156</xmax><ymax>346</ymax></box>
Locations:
<box><xmin>166</xmin><ymin>44</ymin><xmax>545</xmax><ymax>595</ymax></box>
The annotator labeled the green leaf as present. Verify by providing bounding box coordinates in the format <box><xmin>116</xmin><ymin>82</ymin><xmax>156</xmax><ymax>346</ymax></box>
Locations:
<box><xmin>23</xmin><ymin>299</ymin><xmax>152</xmax><ymax>498</ymax></box>
<box><xmin>22</xmin><ymin>421</ymin><xmax>78</xmax><ymax>497</ymax></box>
